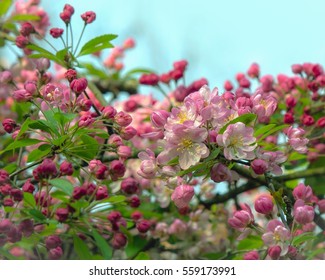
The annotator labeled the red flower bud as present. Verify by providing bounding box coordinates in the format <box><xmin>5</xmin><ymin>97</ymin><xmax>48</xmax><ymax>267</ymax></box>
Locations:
<box><xmin>45</xmin><ymin>235</ymin><xmax>62</xmax><ymax>249</ymax></box>
<box><xmin>121</xmin><ymin>177</ymin><xmax>139</xmax><ymax>195</ymax></box>
<box><xmin>2</xmin><ymin>119</ymin><xmax>17</xmax><ymax>133</ymax></box>
<box><xmin>49</xmin><ymin>28</ymin><xmax>64</xmax><ymax>38</ymax></box>
<box><xmin>111</xmin><ymin>232</ymin><xmax>127</xmax><ymax>249</ymax></box>
<box><xmin>81</xmin><ymin>11</ymin><xmax>96</xmax><ymax>24</ymax></box>
<box><xmin>20</xmin><ymin>22</ymin><xmax>35</xmax><ymax>36</ymax></box>
<box><xmin>56</xmin><ymin>208</ymin><xmax>69</xmax><ymax>222</ymax></box>
<box><xmin>136</xmin><ymin>219</ymin><xmax>151</xmax><ymax>233</ymax></box>
<box><xmin>15</xmin><ymin>35</ymin><xmax>29</xmax><ymax>48</ymax></box>
<box><xmin>70</xmin><ymin>78</ymin><xmax>88</xmax><ymax>94</ymax></box>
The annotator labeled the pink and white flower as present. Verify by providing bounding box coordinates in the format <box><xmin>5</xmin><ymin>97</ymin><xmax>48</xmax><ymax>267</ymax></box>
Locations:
<box><xmin>285</xmin><ymin>126</ymin><xmax>309</xmax><ymax>153</ymax></box>
<box><xmin>217</xmin><ymin>122</ymin><xmax>256</xmax><ymax>160</ymax></box>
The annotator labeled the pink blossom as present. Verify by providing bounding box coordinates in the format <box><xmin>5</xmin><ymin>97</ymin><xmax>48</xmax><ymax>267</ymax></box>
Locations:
<box><xmin>251</xmin><ymin>159</ymin><xmax>268</xmax><ymax>175</ymax></box>
<box><xmin>268</xmin><ymin>245</ymin><xmax>282</xmax><ymax>260</ymax></box>
<box><xmin>151</xmin><ymin>110</ymin><xmax>170</xmax><ymax>128</ymax></box>
<box><xmin>157</xmin><ymin>124</ymin><xmax>209</xmax><ymax>170</ymax></box>
<box><xmin>217</xmin><ymin>122</ymin><xmax>256</xmax><ymax>160</ymax></box>
<box><xmin>49</xmin><ymin>28</ymin><xmax>64</xmax><ymax>38</ymax></box>
<box><xmin>247</xmin><ymin>63</ymin><xmax>260</xmax><ymax>78</ymax></box>
<box><xmin>292</xmin><ymin>183</ymin><xmax>313</xmax><ymax>203</ymax></box>
<box><xmin>20</xmin><ymin>22</ymin><xmax>35</xmax><ymax>36</ymax></box>
<box><xmin>12</xmin><ymin>89</ymin><xmax>33</xmax><ymax>102</ymax></box>
<box><xmin>251</xmin><ymin>92</ymin><xmax>277</xmax><ymax>123</ymax></box>
<box><xmin>70</xmin><ymin>78</ymin><xmax>88</xmax><ymax>94</ymax></box>
<box><xmin>318</xmin><ymin>199</ymin><xmax>325</xmax><ymax>213</ymax></box>
<box><xmin>285</xmin><ymin>126</ymin><xmax>309</xmax><ymax>153</ymax></box>
<box><xmin>243</xmin><ymin>251</ymin><xmax>259</xmax><ymax>260</ymax></box>
<box><xmin>211</xmin><ymin>163</ymin><xmax>239</xmax><ymax>183</ymax></box>
<box><xmin>171</xmin><ymin>185</ymin><xmax>194</xmax><ymax>208</ymax></box>
<box><xmin>254</xmin><ymin>195</ymin><xmax>274</xmax><ymax>215</ymax></box>
<box><xmin>168</xmin><ymin>219</ymin><xmax>187</xmax><ymax>238</ymax></box>
<box><xmin>262</xmin><ymin>219</ymin><xmax>291</xmax><ymax>255</ymax></box>
<box><xmin>81</xmin><ymin>11</ymin><xmax>96</xmax><ymax>24</ymax></box>
<box><xmin>293</xmin><ymin>199</ymin><xmax>314</xmax><ymax>225</ymax></box>
<box><xmin>138</xmin><ymin>149</ymin><xmax>157</xmax><ymax>179</ymax></box>
<box><xmin>228</xmin><ymin>204</ymin><xmax>254</xmax><ymax>230</ymax></box>
<box><xmin>256</xmin><ymin>150</ymin><xmax>287</xmax><ymax>175</ymax></box>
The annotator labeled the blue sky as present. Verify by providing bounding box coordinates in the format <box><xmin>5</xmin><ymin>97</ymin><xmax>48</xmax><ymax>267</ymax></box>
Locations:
<box><xmin>41</xmin><ymin>0</ymin><xmax>325</xmax><ymax>88</ymax></box>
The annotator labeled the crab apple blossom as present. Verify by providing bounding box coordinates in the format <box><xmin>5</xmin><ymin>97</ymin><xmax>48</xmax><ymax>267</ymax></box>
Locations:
<box><xmin>228</xmin><ymin>204</ymin><xmax>254</xmax><ymax>230</ymax></box>
<box><xmin>244</xmin><ymin>251</ymin><xmax>259</xmax><ymax>260</ymax></box>
<box><xmin>268</xmin><ymin>245</ymin><xmax>282</xmax><ymax>260</ymax></box>
<box><xmin>254</xmin><ymin>195</ymin><xmax>274</xmax><ymax>215</ymax></box>
<box><xmin>70</xmin><ymin>78</ymin><xmax>88</xmax><ymax>94</ymax></box>
<box><xmin>293</xmin><ymin>200</ymin><xmax>315</xmax><ymax>225</ymax></box>
<box><xmin>48</xmin><ymin>246</ymin><xmax>63</xmax><ymax>260</ymax></box>
<box><xmin>171</xmin><ymin>185</ymin><xmax>194</xmax><ymax>209</ymax></box>
<box><xmin>217</xmin><ymin>122</ymin><xmax>256</xmax><ymax>160</ymax></box>
<box><xmin>292</xmin><ymin>183</ymin><xmax>313</xmax><ymax>203</ymax></box>
<box><xmin>81</xmin><ymin>11</ymin><xmax>96</xmax><ymax>24</ymax></box>
<box><xmin>285</xmin><ymin>126</ymin><xmax>309</xmax><ymax>153</ymax></box>
<box><xmin>211</xmin><ymin>163</ymin><xmax>238</xmax><ymax>183</ymax></box>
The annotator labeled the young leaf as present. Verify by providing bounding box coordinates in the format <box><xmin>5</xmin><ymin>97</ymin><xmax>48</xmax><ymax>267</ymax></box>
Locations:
<box><xmin>10</xmin><ymin>14</ymin><xmax>40</xmax><ymax>21</ymax></box>
<box><xmin>92</xmin><ymin>229</ymin><xmax>112</xmax><ymax>260</ymax></box>
<box><xmin>292</xmin><ymin>232</ymin><xmax>315</xmax><ymax>246</ymax></box>
<box><xmin>219</xmin><ymin>113</ymin><xmax>257</xmax><ymax>134</ymax></box>
<box><xmin>237</xmin><ymin>235</ymin><xmax>263</xmax><ymax>250</ymax></box>
<box><xmin>254</xmin><ymin>124</ymin><xmax>276</xmax><ymax>137</ymax></box>
<box><xmin>27</xmin><ymin>144</ymin><xmax>51</xmax><ymax>162</ymax></box>
<box><xmin>0</xmin><ymin>0</ymin><xmax>12</xmax><ymax>16</ymax></box>
<box><xmin>23</xmin><ymin>192</ymin><xmax>36</xmax><ymax>208</ymax></box>
<box><xmin>29</xmin><ymin>209</ymin><xmax>46</xmax><ymax>221</ymax></box>
<box><xmin>73</xmin><ymin>236</ymin><xmax>93</xmax><ymax>260</ymax></box>
<box><xmin>78</xmin><ymin>34</ymin><xmax>117</xmax><ymax>57</ymax></box>
<box><xmin>257</xmin><ymin>124</ymin><xmax>289</xmax><ymax>143</ymax></box>
<box><xmin>0</xmin><ymin>139</ymin><xmax>43</xmax><ymax>155</ymax></box>
<box><xmin>49</xmin><ymin>178</ymin><xmax>74</xmax><ymax>196</ymax></box>
<box><xmin>135</xmin><ymin>252</ymin><xmax>150</xmax><ymax>260</ymax></box>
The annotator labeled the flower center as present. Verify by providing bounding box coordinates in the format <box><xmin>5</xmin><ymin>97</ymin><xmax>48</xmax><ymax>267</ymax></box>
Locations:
<box><xmin>178</xmin><ymin>111</ymin><xmax>188</xmax><ymax>124</ymax></box>
<box><xmin>177</xmin><ymin>138</ymin><xmax>193</xmax><ymax>151</ymax></box>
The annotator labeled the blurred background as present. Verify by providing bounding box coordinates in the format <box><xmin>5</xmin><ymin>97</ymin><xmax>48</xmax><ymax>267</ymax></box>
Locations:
<box><xmin>41</xmin><ymin>0</ymin><xmax>325</xmax><ymax>88</ymax></box>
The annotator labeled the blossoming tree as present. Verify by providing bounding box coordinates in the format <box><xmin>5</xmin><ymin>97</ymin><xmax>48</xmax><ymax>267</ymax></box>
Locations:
<box><xmin>0</xmin><ymin>0</ymin><xmax>324</xmax><ymax>260</ymax></box>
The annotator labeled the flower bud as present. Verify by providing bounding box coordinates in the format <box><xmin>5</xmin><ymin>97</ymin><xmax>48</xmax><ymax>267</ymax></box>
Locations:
<box><xmin>123</xmin><ymin>38</ymin><xmax>135</xmax><ymax>49</ymax></box>
<box><xmin>120</xmin><ymin>126</ymin><xmax>137</xmax><ymax>140</ymax></box>
<box><xmin>3</xmin><ymin>198</ymin><xmax>14</xmax><ymax>206</ymax></box>
<box><xmin>20</xmin><ymin>22</ymin><xmax>35</xmax><ymax>36</ymax></box>
<box><xmin>15</xmin><ymin>35</ymin><xmax>29</xmax><ymax>48</ymax></box>
<box><xmin>2</xmin><ymin>119</ymin><xmax>17</xmax><ymax>133</ymax></box>
<box><xmin>18</xmin><ymin>219</ymin><xmax>34</xmax><ymax>237</ymax></box>
<box><xmin>117</xmin><ymin>145</ymin><xmax>132</xmax><ymax>159</ymax></box>
<box><xmin>293</xmin><ymin>183</ymin><xmax>313</xmax><ymax>203</ymax></box>
<box><xmin>60</xmin><ymin>161</ymin><xmax>74</xmax><ymax>176</ymax></box>
<box><xmin>102</xmin><ymin>105</ymin><xmax>117</xmax><ymax>119</ymax></box>
<box><xmin>247</xmin><ymin>63</ymin><xmax>260</xmax><ymax>78</ymax></box>
<box><xmin>136</xmin><ymin>219</ymin><xmax>151</xmax><ymax>233</ymax></box>
<box><xmin>109</xmin><ymin>160</ymin><xmax>125</xmax><ymax>181</ymax></box>
<box><xmin>0</xmin><ymin>219</ymin><xmax>13</xmax><ymax>234</ymax></box>
<box><xmin>284</xmin><ymin>112</ymin><xmax>295</xmax><ymax>124</ymax></box>
<box><xmin>70</xmin><ymin>78</ymin><xmax>88</xmax><ymax>95</ymax></box>
<box><xmin>60</xmin><ymin>10</ymin><xmax>72</xmax><ymax>23</ymax></box>
<box><xmin>243</xmin><ymin>250</ymin><xmax>259</xmax><ymax>260</ymax></box>
<box><xmin>34</xmin><ymin>58</ymin><xmax>50</xmax><ymax>72</ymax></box>
<box><xmin>228</xmin><ymin>204</ymin><xmax>254</xmax><ymax>230</ymax></box>
<box><xmin>254</xmin><ymin>195</ymin><xmax>274</xmax><ymax>214</ymax></box>
<box><xmin>173</xmin><ymin>85</ymin><xmax>187</xmax><ymax>102</ymax></box>
<box><xmin>107</xmin><ymin>211</ymin><xmax>122</xmax><ymax>223</ymax></box>
<box><xmin>224</xmin><ymin>80</ymin><xmax>233</xmax><ymax>91</ymax></box>
<box><xmin>111</xmin><ymin>232</ymin><xmax>127</xmax><ymax>249</ymax></box>
<box><xmin>268</xmin><ymin>245</ymin><xmax>281</xmax><ymax>260</ymax></box>
<box><xmin>0</xmin><ymin>70</ymin><xmax>12</xmax><ymax>83</ymax></box>
<box><xmin>10</xmin><ymin>189</ymin><xmax>23</xmax><ymax>202</ymax></box>
<box><xmin>171</xmin><ymin>185</ymin><xmax>194</xmax><ymax>209</ymax></box>
<box><xmin>72</xmin><ymin>186</ymin><xmax>87</xmax><ymax>200</ymax></box>
<box><xmin>64</xmin><ymin>69</ymin><xmax>77</xmax><ymax>82</ymax></box>
<box><xmin>56</xmin><ymin>208</ymin><xmax>69</xmax><ymax>222</ymax></box>
<box><xmin>7</xmin><ymin>226</ymin><xmax>22</xmax><ymax>243</ymax></box>
<box><xmin>151</xmin><ymin>110</ymin><xmax>169</xmax><ymax>128</ymax></box>
<box><xmin>49</xmin><ymin>28</ymin><xmax>64</xmax><ymax>38</ymax></box>
<box><xmin>293</xmin><ymin>200</ymin><xmax>314</xmax><ymax>225</ymax></box>
<box><xmin>318</xmin><ymin>199</ymin><xmax>325</xmax><ymax>213</ymax></box>
<box><xmin>48</xmin><ymin>246</ymin><xmax>63</xmax><ymax>260</ymax></box>
<box><xmin>251</xmin><ymin>159</ymin><xmax>268</xmax><ymax>175</ymax></box>
<box><xmin>291</xmin><ymin>64</ymin><xmax>303</xmax><ymax>74</ymax></box>
<box><xmin>131</xmin><ymin>211</ymin><xmax>143</xmax><ymax>221</ymax></box>
<box><xmin>128</xmin><ymin>195</ymin><xmax>141</xmax><ymax>208</ymax></box>
<box><xmin>139</xmin><ymin>73</ymin><xmax>159</xmax><ymax>86</ymax></box>
<box><xmin>114</xmin><ymin>111</ymin><xmax>132</xmax><ymax>127</ymax></box>
<box><xmin>45</xmin><ymin>235</ymin><xmax>62</xmax><ymax>249</ymax></box>
<box><xmin>95</xmin><ymin>186</ymin><xmax>108</xmax><ymax>200</ymax></box>
<box><xmin>121</xmin><ymin>177</ymin><xmax>139</xmax><ymax>195</ymax></box>
<box><xmin>33</xmin><ymin>159</ymin><xmax>57</xmax><ymax>181</ymax></box>
<box><xmin>13</xmin><ymin>89</ymin><xmax>32</xmax><ymax>102</ymax></box>
<box><xmin>81</xmin><ymin>11</ymin><xmax>96</xmax><ymax>24</ymax></box>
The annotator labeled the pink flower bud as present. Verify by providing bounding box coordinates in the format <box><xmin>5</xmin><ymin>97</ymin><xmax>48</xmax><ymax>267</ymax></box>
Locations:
<box><xmin>138</xmin><ymin>160</ymin><xmax>157</xmax><ymax>179</ymax></box>
<box><xmin>211</xmin><ymin>163</ymin><xmax>233</xmax><ymax>183</ymax></box>
<box><xmin>260</xmin><ymin>75</ymin><xmax>274</xmax><ymax>92</ymax></box>
<box><xmin>10</xmin><ymin>189</ymin><xmax>23</xmax><ymax>202</ymax></box>
<box><xmin>34</xmin><ymin>58</ymin><xmax>50</xmax><ymax>72</ymax></box>
<box><xmin>173</xmin><ymin>60</ymin><xmax>188</xmax><ymax>72</ymax></box>
<box><xmin>151</xmin><ymin>110</ymin><xmax>169</xmax><ymax>128</ymax></box>
<box><xmin>284</xmin><ymin>112</ymin><xmax>295</xmax><ymax>124</ymax></box>
<box><xmin>171</xmin><ymin>185</ymin><xmax>194</xmax><ymax>209</ymax></box>
<box><xmin>45</xmin><ymin>235</ymin><xmax>62</xmax><ymax>249</ymax></box>
<box><xmin>123</xmin><ymin>38</ymin><xmax>135</xmax><ymax>49</ymax></box>
<box><xmin>18</xmin><ymin>219</ymin><xmax>34</xmax><ymax>237</ymax></box>
<box><xmin>247</xmin><ymin>63</ymin><xmax>260</xmax><ymax>78</ymax></box>
<box><xmin>70</xmin><ymin>78</ymin><xmax>88</xmax><ymax>94</ymax></box>
<box><xmin>114</xmin><ymin>111</ymin><xmax>132</xmax><ymax>127</ymax></box>
<box><xmin>117</xmin><ymin>145</ymin><xmax>132</xmax><ymax>159</ymax></box>
<box><xmin>64</xmin><ymin>4</ymin><xmax>75</xmax><ymax>15</ymax></box>
<box><xmin>224</xmin><ymin>80</ymin><xmax>234</xmax><ymax>91</ymax></box>
<box><xmin>15</xmin><ymin>35</ymin><xmax>29</xmax><ymax>48</ymax></box>
<box><xmin>293</xmin><ymin>183</ymin><xmax>313</xmax><ymax>203</ymax></box>
<box><xmin>301</xmin><ymin>114</ymin><xmax>315</xmax><ymax>126</ymax></box>
<box><xmin>2</xmin><ymin>119</ymin><xmax>17</xmax><ymax>133</ymax></box>
<box><xmin>291</xmin><ymin>64</ymin><xmax>303</xmax><ymax>74</ymax></box>
<box><xmin>121</xmin><ymin>177</ymin><xmax>139</xmax><ymax>195</ymax></box>
<box><xmin>128</xmin><ymin>195</ymin><xmax>141</xmax><ymax>208</ymax></box>
<box><xmin>293</xmin><ymin>200</ymin><xmax>314</xmax><ymax>225</ymax></box>
<box><xmin>95</xmin><ymin>164</ymin><xmax>108</xmax><ymax>180</ymax></box>
<box><xmin>168</xmin><ymin>219</ymin><xmax>187</xmax><ymax>237</ymax></box>
<box><xmin>24</xmin><ymin>80</ymin><xmax>37</xmax><ymax>95</ymax></box>
<box><xmin>228</xmin><ymin>204</ymin><xmax>254</xmax><ymax>230</ymax></box>
<box><xmin>285</xmin><ymin>96</ymin><xmax>297</xmax><ymax>109</ymax></box>
<box><xmin>60</xmin><ymin>10</ymin><xmax>72</xmax><ymax>23</ymax></box>
<box><xmin>72</xmin><ymin>186</ymin><xmax>87</xmax><ymax>200</ymax></box>
<box><xmin>0</xmin><ymin>169</ymin><xmax>9</xmax><ymax>184</ymax></box>
<box><xmin>243</xmin><ymin>250</ymin><xmax>259</xmax><ymax>260</ymax></box>
<box><xmin>33</xmin><ymin>159</ymin><xmax>57</xmax><ymax>181</ymax></box>
<box><xmin>64</xmin><ymin>69</ymin><xmax>77</xmax><ymax>82</ymax></box>
<box><xmin>78</xmin><ymin>114</ymin><xmax>94</xmax><ymax>127</ymax></box>
<box><xmin>160</xmin><ymin>73</ymin><xmax>172</xmax><ymax>84</ymax></box>
<box><xmin>0</xmin><ymin>70</ymin><xmax>12</xmax><ymax>83</ymax></box>
<box><xmin>173</xmin><ymin>85</ymin><xmax>188</xmax><ymax>102</ymax></box>
<box><xmin>316</xmin><ymin>116</ymin><xmax>325</xmax><ymax>128</ymax></box>
<box><xmin>22</xmin><ymin>179</ymin><xmax>35</xmax><ymax>193</ymax></box>
<box><xmin>111</xmin><ymin>232</ymin><xmax>127</xmax><ymax>249</ymax></box>
<box><xmin>56</xmin><ymin>208</ymin><xmax>69</xmax><ymax>222</ymax></box>
<box><xmin>102</xmin><ymin>105</ymin><xmax>117</xmax><ymax>119</ymax></box>
<box><xmin>81</xmin><ymin>11</ymin><xmax>96</xmax><ymax>24</ymax></box>
<box><xmin>49</xmin><ymin>28</ymin><xmax>64</xmax><ymax>38</ymax></box>
<box><xmin>170</xmin><ymin>69</ymin><xmax>183</xmax><ymax>81</ymax></box>
<box><xmin>20</xmin><ymin>22</ymin><xmax>35</xmax><ymax>36</ymax></box>
<box><xmin>136</xmin><ymin>219</ymin><xmax>151</xmax><ymax>233</ymax></box>
<box><xmin>254</xmin><ymin>195</ymin><xmax>274</xmax><ymax>214</ymax></box>
<box><xmin>107</xmin><ymin>211</ymin><xmax>122</xmax><ymax>223</ymax></box>
<box><xmin>96</xmin><ymin>186</ymin><xmax>108</xmax><ymax>200</ymax></box>
<box><xmin>48</xmin><ymin>246</ymin><xmax>63</xmax><ymax>260</ymax></box>
<box><xmin>0</xmin><ymin>219</ymin><xmax>13</xmax><ymax>234</ymax></box>
<box><xmin>3</xmin><ymin>198</ymin><xmax>14</xmax><ymax>206</ymax></box>
<box><xmin>139</xmin><ymin>73</ymin><xmax>159</xmax><ymax>86</ymax></box>
<box><xmin>60</xmin><ymin>161</ymin><xmax>74</xmax><ymax>176</ymax></box>
<box><xmin>0</xmin><ymin>184</ymin><xmax>11</xmax><ymax>196</ymax></box>
<box><xmin>120</xmin><ymin>126</ymin><xmax>137</xmax><ymax>140</ymax></box>
<box><xmin>268</xmin><ymin>245</ymin><xmax>281</xmax><ymax>260</ymax></box>
<box><xmin>251</xmin><ymin>159</ymin><xmax>268</xmax><ymax>175</ymax></box>
<box><xmin>131</xmin><ymin>211</ymin><xmax>143</xmax><ymax>221</ymax></box>
<box><xmin>109</xmin><ymin>160</ymin><xmax>125</xmax><ymax>181</ymax></box>
<box><xmin>7</xmin><ymin>226</ymin><xmax>22</xmax><ymax>243</ymax></box>
<box><xmin>13</xmin><ymin>89</ymin><xmax>32</xmax><ymax>102</ymax></box>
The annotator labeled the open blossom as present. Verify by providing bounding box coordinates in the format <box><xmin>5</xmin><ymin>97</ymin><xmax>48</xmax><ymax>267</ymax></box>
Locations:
<box><xmin>137</xmin><ymin>149</ymin><xmax>157</xmax><ymax>179</ymax></box>
<box><xmin>292</xmin><ymin>183</ymin><xmax>313</xmax><ymax>203</ymax></box>
<box><xmin>157</xmin><ymin>124</ymin><xmax>209</xmax><ymax>170</ymax></box>
<box><xmin>262</xmin><ymin>220</ymin><xmax>291</xmax><ymax>256</ymax></box>
<box><xmin>255</xmin><ymin>150</ymin><xmax>287</xmax><ymax>176</ymax></box>
<box><xmin>211</xmin><ymin>163</ymin><xmax>239</xmax><ymax>183</ymax></box>
<box><xmin>285</xmin><ymin>126</ymin><xmax>309</xmax><ymax>153</ymax></box>
<box><xmin>217</xmin><ymin>122</ymin><xmax>256</xmax><ymax>160</ymax></box>
<box><xmin>251</xmin><ymin>92</ymin><xmax>277</xmax><ymax>123</ymax></box>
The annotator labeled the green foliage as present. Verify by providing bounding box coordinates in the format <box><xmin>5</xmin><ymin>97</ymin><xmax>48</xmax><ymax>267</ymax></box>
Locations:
<box><xmin>219</xmin><ymin>113</ymin><xmax>257</xmax><ymax>134</ymax></box>
<box><xmin>77</xmin><ymin>34</ymin><xmax>117</xmax><ymax>57</ymax></box>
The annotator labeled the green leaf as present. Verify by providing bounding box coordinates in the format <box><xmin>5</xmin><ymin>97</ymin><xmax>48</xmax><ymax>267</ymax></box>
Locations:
<box><xmin>80</xmin><ymin>63</ymin><xmax>107</xmax><ymax>79</ymax></box>
<box><xmin>202</xmin><ymin>252</ymin><xmax>227</xmax><ymax>260</ymax></box>
<box><xmin>177</xmin><ymin>160</ymin><xmax>214</xmax><ymax>176</ymax></box>
<box><xmin>53</xmin><ymin>112</ymin><xmax>77</xmax><ymax>126</ymax></box>
<box><xmin>73</xmin><ymin>236</ymin><xmax>93</xmax><ymax>260</ymax></box>
<box><xmin>126</xmin><ymin>236</ymin><xmax>147</xmax><ymax>258</ymax></box>
<box><xmin>2</xmin><ymin>163</ymin><xmax>17</xmax><ymax>173</ymax></box>
<box><xmin>29</xmin><ymin>120</ymin><xmax>54</xmax><ymax>135</ymax></box>
<box><xmin>0</xmin><ymin>0</ymin><xmax>12</xmax><ymax>16</ymax></box>
<box><xmin>288</xmin><ymin>152</ymin><xmax>307</xmax><ymax>161</ymax></box>
<box><xmin>27</xmin><ymin>144</ymin><xmax>51</xmax><ymax>162</ymax></box>
<box><xmin>10</xmin><ymin>14</ymin><xmax>40</xmax><ymax>21</ymax></box>
<box><xmin>78</xmin><ymin>34</ymin><xmax>117</xmax><ymax>57</ymax></box>
<box><xmin>219</xmin><ymin>113</ymin><xmax>257</xmax><ymax>134</ymax></box>
<box><xmin>106</xmin><ymin>195</ymin><xmax>126</xmax><ymax>204</ymax></box>
<box><xmin>16</xmin><ymin>117</ymin><xmax>32</xmax><ymax>139</ymax></box>
<box><xmin>204</xmin><ymin>148</ymin><xmax>220</xmax><ymax>161</ymax></box>
<box><xmin>254</xmin><ymin>124</ymin><xmax>276</xmax><ymax>137</ymax></box>
<box><xmin>292</xmin><ymin>232</ymin><xmax>315</xmax><ymax>246</ymax></box>
<box><xmin>0</xmin><ymin>139</ymin><xmax>43</xmax><ymax>155</ymax></box>
<box><xmin>26</xmin><ymin>44</ymin><xmax>63</xmax><ymax>65</ymax></box>
<box><xmin>237</xmin><ymin>235</ymin><xmax>263</xmax><ymax>250</ymax></box>
<box><xmin>257</xmin><ymin>124</ymin><xmax>289</xmax><ymax>143</ymax></box>
<box><xmin>29</xmin><ymin>209</ymin><xmax>46</xmax><ymax>221</ymax></box>
<box><xmin>166</xmin><ymin>157</ymin><xmax>179</xmax><ymax>166</ymax></box>
<box><xmin>51</xmin><ymin>135</ymin><xmax>69</xmax><ymax>147</ymax></box>
<box><xmin>69</xmin><ymin>134</ymin><xmax>99</xmax><ymax>160</ymax></box>
<box><xmin>50</xmin><ymin>190</ymin><xmax>69</xmax><ymax>203</ymax></box>
<box><xmin>49</xmin><ymin>178</ymin><xmax>74</xmax><ymax>196</ymax></box>
<box><xmin>23</xmin><ymin>192</ymin><xmax>36</xmax><ymax>208</ymax></box>
<box><xmin>135</xmin><ymin>252</ymin><xmax>150</xmax><ymax>260</ymax></box>
<box><xmin>92</xmin><ymin>229</ymin><xmax>112</xmax><ymax>260</ymax></box>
